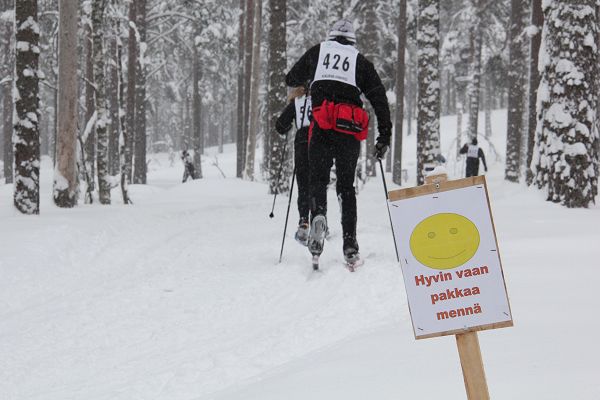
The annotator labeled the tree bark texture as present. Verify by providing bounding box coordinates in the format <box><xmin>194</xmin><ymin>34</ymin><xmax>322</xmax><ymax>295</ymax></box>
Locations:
<box><xmin>133</xmin><ymin>0</ymin><xmax>147</xmax><ymax>184</ymax></box>
<box><xmin>531</xmin><ymin>0</ymin><xmax>598</xmax><ymax>208</ymax></box>
<box><xmin>505</xmin><ymin>0</ymin><xmax>527</xmax><ymax>182</ymax></box>
<box><xmin>267</xmin><ymin>0</ymin><xmax>289</xmax><ymax>194</ymax></box>
<box><xmin>14</xmin><ymin>0</ymin><xmax>41</xmax><ymax>214</ymax></box>
<box><xmin>392</xmin><ymin>0</ymin><xmax>407</xmax><ymax>185</ymax></box>
<box><xmin>125</xmin><ymin>1</ymin><xmax>136</xmax><ymax>183</ymax></box>
<box><xmin>53</xmin><ymin>0</ymin><xmax>79</xmax><ymax>207</ymax></box>
<box><xmin>467</xmin><ymin>0</ymin><xmax>483</xmax><ymax>140</ymax></box>
<box><xmin>236</xmin><ymin>0</ymin><xmax>245</xmax><ymax>178</ymax></box>
<box><xmin>363</xmin><ymin>0</ymin><xmax>377</xmax><ymax>177</ymax></box>
<box><xmin>243</xmin><ymin>0</ymin><xmax>261</xmax><ymax>181</ymax></box>
<box><xmin>192</xmin><ymin>36</ymin><xmax>203</xmax><ymax>179</ymax></box>
<box><xmin>416</xmin><ymin>0</ymin><xmax>441</xmax><ymax>185</ymax></box>
<box><xmin>526</xmin><ymin>0</ymin><xmax>543</xmax><ymax>184</ymax></box>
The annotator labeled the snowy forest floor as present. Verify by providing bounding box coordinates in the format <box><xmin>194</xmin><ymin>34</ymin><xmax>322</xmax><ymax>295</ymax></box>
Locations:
<box><xmin>1</xmin><ymin>110</ymin><xmax>599</xmax><ymax>399</ymax></box>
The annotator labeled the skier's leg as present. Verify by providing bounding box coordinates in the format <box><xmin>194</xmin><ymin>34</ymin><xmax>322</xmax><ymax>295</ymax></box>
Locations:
<box><xmin>309</xmin><ymin>127</ymin><xmax>333</xmax><ymax>221</ymax></box>
<box><xmin>308</xmin><ymin>126</ymin><xmax>333</xmax><ymax>255</ymax></box>
<box><xmin>294</xmin><ymin>138</ymin><xmax>310</xmax><ymax>223</ymax></box>
<box><xmin>334</xmin><ymin>134</ymin><xmax>361</xmax><ymax>257</ymax></box>
<box><xmin>294</xmin><ymin>138</ymin><xmax>310</xmax><ymax>245</ymax></box>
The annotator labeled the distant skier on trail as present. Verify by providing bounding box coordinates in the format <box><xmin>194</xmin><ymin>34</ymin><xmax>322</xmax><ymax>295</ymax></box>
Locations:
<box><xmin>181</xmin><ymin>150</ymin><xmax>196</xmax><ymax>183</ymax></box>
<box><xmin>285</xmin><ymin>19</ymin><xmax>392</xmax><ymax>270</ymax></box>
<box><xmin>459</xmin><ymin>137</ymin><xmax>488</xmax><ymax>177</ymax></box>
<box><xmin>275</xmin><ymin>86</ymin><xmax>313</xmax><ymax>245</ymax></box>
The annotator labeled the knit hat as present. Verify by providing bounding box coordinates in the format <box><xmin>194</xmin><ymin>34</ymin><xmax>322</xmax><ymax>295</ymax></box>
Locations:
<box><xmin>328</xmin><ymin>19</ymin><xmax>356</xmax><ymax>44</ymax></box>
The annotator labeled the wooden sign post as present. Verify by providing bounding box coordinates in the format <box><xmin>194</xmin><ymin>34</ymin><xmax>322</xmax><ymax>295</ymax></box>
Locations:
<box><xmin>387</xmin><ymin>174</ymin><xmax>512</xmax><ymax>399</ymax></box>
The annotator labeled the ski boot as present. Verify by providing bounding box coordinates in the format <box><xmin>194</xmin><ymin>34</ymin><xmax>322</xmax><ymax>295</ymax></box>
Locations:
<box><xmin>343</xmin><ymin>237</ymin><xmax>363</xmax><ymax>272</ymax></box>
<box><xmin>308</xmin><ymin>215</ymin><xmax>328</xmax><ymax>271</ymax></box>
<box><xmin>294</xmin><ymin>218</ymin><xmax>310</xmax><ymax>246</ymax></box>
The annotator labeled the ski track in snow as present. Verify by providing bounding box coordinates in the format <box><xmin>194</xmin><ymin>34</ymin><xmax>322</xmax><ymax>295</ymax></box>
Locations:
<box><xmin>1</xmin><ymin>111</ymin><xmax>599</xmax><ymax>400</ymax></box>
<box><xmin>0</xmin><ymin>145</ymin><xmax>407</xmax><ymax>400</ymax></box>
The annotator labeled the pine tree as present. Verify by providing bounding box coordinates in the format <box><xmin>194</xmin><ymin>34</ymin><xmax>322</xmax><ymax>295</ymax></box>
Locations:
<box><xmin>92</xmin><ymin>0</ymin><xmax>110</xmax><ymax>203</ymax></box>
<box><xmin>53</xmin><ymin>0</ymin><xmax>79</xmax><ymax>207</ymax></box>
<box><xmin>133</xmin><ymin>0</ymin><xmax>147</xmax><ymax>184</ymax></box>
<box><xmin>531</xmin><ymin>0</ymin><xmax>599</xmax><ymax>208</ymax></box>
<box><xmin>192</xmin><ymin>26</ymin><xmax>203</xmax><ymax>179</ymax></box>
<box><xmin>525</xmin><ymin>0</ymin><xmax>543</xmax><ymax>183</ymax></box>
<box><xmin>2</xmin><ymin>0</ymin><xmax>12</xmax><ymax>184</ymax></box>
<box><xmin>236</xmin><ymin>0</ymin><xmax>246</xmax><ymax>178</ymax></box>
<box><xmin>416</xmin><ymin>0</ymin><xmax>441</xmax><ymax>185</ymax></box>
<box><xmin>125</xmin><ymin>0</ymin><xmax>136</xmax><ymax>184</ymax></box>
<box><xmin>267</xmin><ymin>0</ymin><xmax>289</xmax><ymax>194</ymax></box>
<box><xmin>505</xmin><ymin>0</ymin><xmax>527</xmax><ymax>182</ymax></box>
<box><xmin>14</xmin><ymin>0</ymin><xmax>40</xmax><ymax>214</ymax></box>
<box><xmin>363</xmin><ymin>0</ymin><xmax>378</xmax><ymax>177</ymax></box>
<box><xmin>466</xmin><ymin>0</ymin><xmax>483</xmax><ymax>140</ymax></box>
<box><xmin>392</xmin><ymin>0</ymin><xmax>408</xmax><ymax>185</ymax></box>
<box><xmin>243</xmin><ymin>0</ymin><xmax>262</xmax><ymax>181</ymax></box>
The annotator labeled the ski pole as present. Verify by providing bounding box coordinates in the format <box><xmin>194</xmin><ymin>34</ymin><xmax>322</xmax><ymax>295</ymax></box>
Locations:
<box><xmin>268</xmin><ymin>140</ymin><xmax>289</xmax><ymax>218</ymax></box>
<box><xmin>378</xmin><ymin>159</ymin><xmax>399</xmax><ymax>262</ymax></box>
<box><xmin>278</xmin><ymin>165</ymin><xmax>297</xmax><ymax>263</ymax></box>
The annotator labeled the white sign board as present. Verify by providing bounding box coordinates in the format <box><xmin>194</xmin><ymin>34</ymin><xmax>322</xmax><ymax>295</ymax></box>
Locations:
<box><xmin>388</xmin><ymin>176</ymin><xmax>512</xmax><ymax>339</ymax></box>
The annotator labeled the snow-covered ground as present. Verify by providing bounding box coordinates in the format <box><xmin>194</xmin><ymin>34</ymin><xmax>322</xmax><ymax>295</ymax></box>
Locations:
<box><xmin>1</xmin><ymin>110</ymin><xmax>599</xmax><ymax>400</ymax></box>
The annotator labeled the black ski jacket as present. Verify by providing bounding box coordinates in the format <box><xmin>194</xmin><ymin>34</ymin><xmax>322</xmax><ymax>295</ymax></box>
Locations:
<box><xmin>275</xmin><ymin>101</ymin><xmax>309</xmax><ymax>144</ymax></box>
<box><xmin>285</xmin><ymin>38</ymin><xmax>392</xmax><ymax>145</ymax></box>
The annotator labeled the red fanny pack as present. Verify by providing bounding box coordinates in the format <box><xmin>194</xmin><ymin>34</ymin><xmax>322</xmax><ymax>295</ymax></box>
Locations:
<box><xmin>311</xmin><ymin>100</ymin><xmax>369</xmax><ymax>141</ymax></box>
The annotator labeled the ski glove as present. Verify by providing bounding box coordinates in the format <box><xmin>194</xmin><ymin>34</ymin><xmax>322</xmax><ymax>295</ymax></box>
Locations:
<box><xmin>373</xmin><ymin>142</ymin><xmax>388</xmax><ymax>160</ymax></box>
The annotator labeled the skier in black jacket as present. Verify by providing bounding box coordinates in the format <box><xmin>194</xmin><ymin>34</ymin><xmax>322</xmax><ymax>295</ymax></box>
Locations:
<box><xmin>275</xmin><ymin>86</ymin><xmax>312</xmax><ymax>245</ymax></box>
<box><xmin>285</xmin><ymin>19</ymin><xmax>392</xmax><ymax>266</ymax></box>
<box><xmin>459</xmin><ymin>137</ymin><xmax>488</xmax><ymax>177</ymax></box>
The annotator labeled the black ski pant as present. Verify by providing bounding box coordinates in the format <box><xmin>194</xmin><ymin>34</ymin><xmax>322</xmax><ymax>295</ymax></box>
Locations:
<box><xmin>294</xmin><ymin>138</ymin><xmax>310</xmax><ymax>223</ymax></box>
<box><xmin>465</xmin><ymin>157</ymin><xmax>479</xmax><ymax>177</ymax></box>
<box><xmin>309</xmin><ymin>124</ymin><xmax>361</xmax><ymax>246</ymax></box>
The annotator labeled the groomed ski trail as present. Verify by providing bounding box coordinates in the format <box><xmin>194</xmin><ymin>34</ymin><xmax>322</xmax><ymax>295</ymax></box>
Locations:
<box><xmin>0</xmin><ymin>152</ymin><xmax>406</xmax><ymax>400</ymax></box>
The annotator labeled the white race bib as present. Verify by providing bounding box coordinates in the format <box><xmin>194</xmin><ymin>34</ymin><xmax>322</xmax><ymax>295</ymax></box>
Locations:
<box><xmin>294</xmin><ymin>95</ymin><xmax>312</xmax><ymax>129</ymax></box>
<box><xmin>312</xmin><ymin>41</ymin><xmax>358</xmax><ymax>87</ymax></box>
<box><xmin>467</xmin><ymin>145</ymin><xmax>479</xmax><ymax>158</ymax></box>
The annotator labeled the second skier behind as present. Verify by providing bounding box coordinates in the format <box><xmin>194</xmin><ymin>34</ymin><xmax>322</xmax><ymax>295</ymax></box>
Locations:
<box><xmin>459</xmin><ymin>137</ymin><xmax>488</xmax><ymax>177</ymax></box>
<box><xmin>275</xmin><ymin>86</ymin><xmax>313</xmax><ymax>245</ymax></box>
<box><xmin>285</xmin><ymin>19</ymin><xmax>392</xmax><ymax>267</ymax></box>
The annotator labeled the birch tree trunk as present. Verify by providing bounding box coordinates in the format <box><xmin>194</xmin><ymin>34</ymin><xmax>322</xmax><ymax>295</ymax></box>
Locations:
<box><xmin>14</xmin><ymin>0</ymin><xmax>40</xmax><ymax>214</ymax></box>
<box><xmin>118</xmin><ymin>30</ymin><xmax>132</xmax><ymax>204</ymax></box>
<box><xmin>133</xmin><ymin>0</ymin><xmax>147</xmax><ymax>184</ymax></box>
<box><xmin>525</xmin><ymin>0</ymin><xmax>543</xmax><ymax>184</ymax></box>
<box><xmin>505</xmin><ymin>0</ymin><xmax>527</xmax><ymax>182</ymax></box>
<box><xmin>243</xmin><ymin>0</ymin><xmax>261</xmax><ymax>181</ymax></box>
<box><xmin>531</xmin><ymin>0</ymin><xmax>598</xmax><ymax>208</ymax></box>
<box><xmin>267</xmin><ymin>0</ymin><xmax>288</xmax><ymax>194</ymax></box>
<box><xmin>392</xmin><ymin>0</ymin><xmax>407</xmax><ymax>185</ymax></box>
<box><xmin>416</xmin><ymin>0</ymin><xmax>441</xmax><ymax>185</ymax></box>
<box><xmin>53</xmin><ymin>0</ymin><xmax>79</xmax><ymax>207</ymax></box>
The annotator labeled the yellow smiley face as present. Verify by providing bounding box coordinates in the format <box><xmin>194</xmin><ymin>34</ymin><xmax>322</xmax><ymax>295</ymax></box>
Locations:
<box><xmin>409</xmin><ymin>213</ymin><xmax>480</xmax><ymax>270</ymax></box>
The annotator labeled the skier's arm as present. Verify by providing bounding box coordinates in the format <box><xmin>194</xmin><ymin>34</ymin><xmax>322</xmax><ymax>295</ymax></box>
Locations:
<box><xmin>275</xmin><ymin>102</ymin><xmax>296</xmax><ymax>135</ymax></box>
<box><xmin>357</xmin><ymin>55</ymin><xmax>392</xmax><ymax>145</ymax></box>
<box><xmin>479</xmin><ymin>149</ymin><xmax>488</xmax><ymax>171</ymax></box>
<box><xmin>459</xmin><ymin>144</ymin><xmax>468</xmax><ymax>154</ymax></box>
<box><xmin>286</xmin><ymin>44</ymin><xmax>320</xmax><ymax>88</ymax></box>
